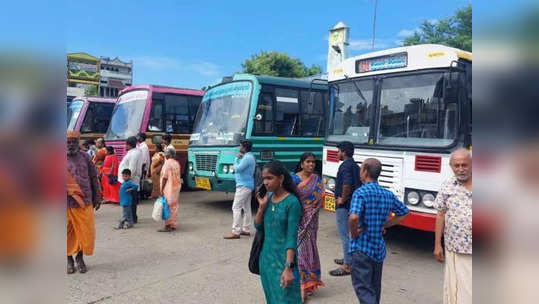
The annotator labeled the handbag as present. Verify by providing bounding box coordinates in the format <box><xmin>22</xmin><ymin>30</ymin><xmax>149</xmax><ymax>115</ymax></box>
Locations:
<box><xmin>152</xmin><ymin>196</ymin><xmax>164</xmax><ymax>222</ymax></box>
<box><xmin>248</xmin><ymin>229</ymin><xmax>265</xmax><ymax>275</ymax></box>
<box><xmin>107</xmin><ymin>175</ymin><xmax>118</xmax><ymax>184</ymax></box>
<box><xmin>161</xmin><ymin>196</ymin><xmax>170</xmax><ymax>220</ymax></box>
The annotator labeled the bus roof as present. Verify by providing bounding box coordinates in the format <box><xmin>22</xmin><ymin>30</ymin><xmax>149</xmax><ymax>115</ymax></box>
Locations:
<box><xmin>329</xmin><ymin>44</ymin><xmax>472</xmax><ymax>82</ymax></box>
<box><xmin>120</xmin><ymin>85</ymin><xmax>204</xmax><ymax>97</ymax></box>
<box><xmin>232</xmin><ymin>74</ymin><xmax>328</xmax><ymax>90</ymax></box>
<box><xmin>72</xmin><ymin>97</ymin><xmax>116</xmax><ymax>103</ymax></box>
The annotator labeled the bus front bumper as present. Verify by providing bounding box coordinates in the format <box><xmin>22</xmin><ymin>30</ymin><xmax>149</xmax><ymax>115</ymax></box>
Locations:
<box><xmin>186</xmin><ymin>173</ymin><xmax>236</xmax><ymax>193</ymax></box>
<box><xmin>398</xmin><ymin>211</ymin><xmax>436</xmax><ymax>232</ymax></box>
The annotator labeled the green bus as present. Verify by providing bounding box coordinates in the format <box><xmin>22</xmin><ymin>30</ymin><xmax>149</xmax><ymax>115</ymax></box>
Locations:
<box><xmin>186</xmin><ymin>74</ymin><xmax>328</xmax><ymax>192</ymax></box>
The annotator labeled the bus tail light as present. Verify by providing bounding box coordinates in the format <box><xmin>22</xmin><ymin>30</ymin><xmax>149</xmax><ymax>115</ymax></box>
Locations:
<box><xmin>414</xmin><ymin>155</ymin><xmax>441</xmax><ymax>173</ymax></box>
<box><xmin>326</xmin><ymin>150</ymin><xmax>339</xmax><ymax>162</ymax></box>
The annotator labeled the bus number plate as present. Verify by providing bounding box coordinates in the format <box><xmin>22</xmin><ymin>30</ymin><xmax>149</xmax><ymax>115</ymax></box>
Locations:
<box><xmin>324</xmin><ymin>194</ymin><xmax>336</xmax><ymax>212</ymax></box>
<box><xmin>195</xmin><ymin>177</ymin><xmax>212</xmax><ymax>190</ymax></box>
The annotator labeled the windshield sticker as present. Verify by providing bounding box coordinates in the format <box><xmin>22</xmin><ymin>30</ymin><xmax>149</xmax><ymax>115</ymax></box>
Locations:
<box><xmin>276</xmin><ymin>96</ymin><xmax>298</xmax><ymax>103</ymax></box>
<box><xmin>203</xmin><ymin>82</ymin><xmax>251</xmax><ymax>102</ymax></box>
<box><xmin>190</xmin><ymin>133</ymin><xmax>200</xmax><ymax>141</ymax></box>
<box><xmin>118</xmin><ymin>90</ymin><xmax>148</xmax><ymax>104</ymax></box>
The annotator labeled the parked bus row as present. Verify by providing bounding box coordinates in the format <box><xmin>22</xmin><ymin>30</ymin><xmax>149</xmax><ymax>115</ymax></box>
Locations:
<box><xmin>66</xmin><ymin>44</ymin><xmax>472</xmax><ymax>233</ymax></box>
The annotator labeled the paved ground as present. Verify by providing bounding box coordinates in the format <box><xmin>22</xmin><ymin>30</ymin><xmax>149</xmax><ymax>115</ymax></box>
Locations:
<box><xmin>68</xmin><ymin>190</ymin><xmax>442</xmax><ymax>304</ymax></box>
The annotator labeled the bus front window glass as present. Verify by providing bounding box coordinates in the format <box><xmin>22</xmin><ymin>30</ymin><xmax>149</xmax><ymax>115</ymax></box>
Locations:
<box><xmin>190</xmin><ymin>81</ymin><xmax>252</xmax><ymax>146</ymax></box>
<box><xmin>300</xmin><ymin>90</ymin><xmax>325</xmax><ymax>137</ymax></box>
<box><xmin>147</xmin><ymin>99</ymin><xmax>163</xmax><ymax>131</ymax></box>
<box><xmin>80</xmin><ymin>102</ymin><xmax>114</xmax><ymax>133</ymax></box>
<box><xmin>254</xmin><ymin>93</ymin><xmax>273</xmax><ymax>135</ymax></box>
<box><xmin>105</xmin><ymin>90</ymin><xmax>148</xmax><ymax>140</ymax></box>
<box><xmin>377</xmin><ymin>72</ymin><xmax>456</xmax><ymax>147</ymax></box>
<box><xmin>275</xmin><ymin>88</ymin><xmax>300</xmax><ymax>136</ymax></box>
<box><xmin>67</xmin><ymin>100</ymin><xmax>83</xmax><ymax>130</ymax></box>
<box><xmin>327</xmin><ymin>79</ymin><xmax>374</xmax><ymax>143</ymax></box>
<box><xmin>164</xmin><ymin>94</ymin><xmax>190</xmax><ymax>133</ymax></box>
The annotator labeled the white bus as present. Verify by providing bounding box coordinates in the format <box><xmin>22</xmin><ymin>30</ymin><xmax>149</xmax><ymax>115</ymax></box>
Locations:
<box><xmin>322</xmin><ymin>44</ymin><xmax>471</xmax><ymax>232</ymax></box>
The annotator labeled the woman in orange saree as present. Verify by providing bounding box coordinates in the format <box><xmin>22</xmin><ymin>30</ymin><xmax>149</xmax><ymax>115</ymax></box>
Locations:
<box><xmin>101</xmin><ymin>146</ymin><xmax>120</xmax><ymax>203</ymax></box>
<box><xmin>159</xmin><ymin>147</ymin><xmax>182</xmax><ymax>232</ymax></box>
<box><xmin>150</xmin><ymin>143</ymin><xmax>165</xmax><ymax>199</ymax></box>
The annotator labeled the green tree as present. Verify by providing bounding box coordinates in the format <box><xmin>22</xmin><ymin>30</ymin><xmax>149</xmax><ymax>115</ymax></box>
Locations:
<box><xmin>242</xmin><ymin>51</ymin><xmax>322</xmax><ymax>78</ymax></box>
<box><xmin>84</xmin><ymin>85</ymin><xmax>98</xmax><ymax>96</ymax></box>
<box><xmin>403</xmin><ymin>5</ymin><xmax>472</xmax><ymax>51</ymax></box>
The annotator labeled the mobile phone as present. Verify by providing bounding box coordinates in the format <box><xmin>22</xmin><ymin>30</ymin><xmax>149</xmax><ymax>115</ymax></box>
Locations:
<box><xmin>257</xmin><ymin>185</ymin><xmax>267</xmax><ymax>198</ymax></box>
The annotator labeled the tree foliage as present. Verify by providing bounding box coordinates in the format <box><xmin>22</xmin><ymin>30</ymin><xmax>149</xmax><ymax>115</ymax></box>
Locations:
<box><xmin>84</xmin><ymin>85</ymin><xmax>98</xmax><ymax>96</ymax></box>
<box><xmin>242</xmin><ymin>51</ymin><xmax>322</xmax><ymax>78</ymax></box>
<box><xmin>403</xmin><ymin>5</ymin><xmax>471</xmax><ymax>51</ymax></box>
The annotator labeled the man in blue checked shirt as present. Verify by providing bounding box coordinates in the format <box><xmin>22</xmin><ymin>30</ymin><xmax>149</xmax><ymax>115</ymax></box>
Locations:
<box><xmin>348</xmin><ymin>158</ymin><xmax>409</xmax><ymax>304</ymax></box>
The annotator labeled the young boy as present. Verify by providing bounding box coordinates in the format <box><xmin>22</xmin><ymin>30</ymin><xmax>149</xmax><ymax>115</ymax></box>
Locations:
<box><xmin>116</xmin><ymin>168</ymin><xmax>139</xmax><ymax>229</ymax></box>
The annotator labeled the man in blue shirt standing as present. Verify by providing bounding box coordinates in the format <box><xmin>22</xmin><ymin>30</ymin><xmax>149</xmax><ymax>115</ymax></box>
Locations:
<box><xmin>330</xmin><ymin>141</ymin><xmax>361</xmax><ymax>277</ymax></box>
<box><xmin>224</xmin><ymin>140</ymin><xmax>256</xmax><ymax>239</ymax></box>
<box><xmin>348</xmin><ymin>158</ymin><xmax>409</xmax><ymax>304</ymax></box>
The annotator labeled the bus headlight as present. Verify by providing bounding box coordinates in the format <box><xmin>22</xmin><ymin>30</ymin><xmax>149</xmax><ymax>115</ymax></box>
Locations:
<box><xmin>223</xmin><ymin>165</ymin><xmax>229</xmax><ymax>174</ymax></box>
<box><xmin>422</xmin><ymin>193</ymin><xmax>435</xmax><ymax>208</ymax></box>
<box><xmin>229</xmin><ymin>165</ymin><xmax>234</xmax><ymax>173</ymax></box>
<box><xmin>188</xmin><ymin>162</ymin><xmax>194</xmax><ymax>171</ymax></box>
<box><xmin>327</xmin><ymin>178</ymin><xmax>336</xmax><ymax>191</ymax></box>
<box><xmin>407</xmin><ymin>191</ymin><xmax>420</xmax><ymax>205</ymax></box>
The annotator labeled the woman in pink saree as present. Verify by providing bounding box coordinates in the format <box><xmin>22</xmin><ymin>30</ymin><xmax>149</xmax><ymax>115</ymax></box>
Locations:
<box><xmin>292</xmin><ymin>152</ymin><xmax>325</xmax><ymax>302</ymax></box>
<box><xmin>159</xmin><ymin>147</ymin><xmax>182</xmax><ymax>232</ymax></box>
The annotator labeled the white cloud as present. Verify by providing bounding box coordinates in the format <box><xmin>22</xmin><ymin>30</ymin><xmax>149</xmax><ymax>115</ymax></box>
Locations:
<box><xmin>190</xmin><ymin>61</ymin><xmax>221</xmax><ymax>77</ymax></box>
<box><xmin>348</xmin><ymin>39</ymin><xmax>390</xmax><ymax>51</ymax></box>
<box><xmin>427</xmin><ymin>18</ymin><xmax>439</xmax><ymax>25</ymax></box>
<box><xmin>132</xmin><ymin>56</ymin><xmax>182</xmax><ymax>70</ymax></box>
<box><xmin>397</xmin><ymin>29</ymin><xmax>418</xmax><ymax>37</ymax></box>
<box><xmin>129</xmin><ymin>56</ymin><xmax>221</xmax><ymax>77</ymax></box>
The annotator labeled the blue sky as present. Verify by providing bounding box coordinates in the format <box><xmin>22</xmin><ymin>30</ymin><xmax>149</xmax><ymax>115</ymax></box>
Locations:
<box><xmin>63</xmin><ymin>0</ymin><xmax>472</xmax><ymax>89</ymax></box>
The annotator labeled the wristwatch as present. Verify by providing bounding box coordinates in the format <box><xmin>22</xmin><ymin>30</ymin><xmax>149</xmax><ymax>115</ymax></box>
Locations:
<box><xmin>285</xmin><ymin>262</ymin><xmax>295</xmax><ymax>269</ymax></box>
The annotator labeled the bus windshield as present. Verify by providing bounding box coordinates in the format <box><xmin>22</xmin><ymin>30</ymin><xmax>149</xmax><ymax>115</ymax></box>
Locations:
<box><xmin>190</xmin><ymin>81</ymin><xmax>252</xmax><ymax>146</ymax></box>
<box><xmin>377</xmin><ymin>72</ymin><xmax>456</xmax><ymax>147</ymax></box>
<box><xmin>105</xmin><ymin>90</ymin><xmax>148</xmax><ymax>140</ymax></box>
<box><xmin>80</xmin><ymin>102</ymin><xmax>115</xmax><ymax>134</ymax></box>
<box><xmin>327</xmin><ymin>79</ymin><xmax>375</xmax><ymax>143</ymax></box>
<box><xmin>67</xmin><ymin>99</ymin><xmax>84</xmax><ymax>130</ymax></box>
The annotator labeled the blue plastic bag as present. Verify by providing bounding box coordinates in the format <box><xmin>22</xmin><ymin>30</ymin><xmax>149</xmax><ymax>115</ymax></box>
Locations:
<box><xmin>161</xmin><ymin>196</ymin><xmax>170</xmax><ymax>220</ymax></box>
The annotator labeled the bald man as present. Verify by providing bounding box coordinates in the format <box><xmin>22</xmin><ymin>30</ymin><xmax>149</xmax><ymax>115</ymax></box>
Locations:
<box><xmin>348</xmin><ymin>158</ymin><xmax>409</xmax><ymax>303</ymax></box>
<box><xmin>433</xmin><ymin>149</ymin><xmax>472</xmax><ymax>304</ymax></box>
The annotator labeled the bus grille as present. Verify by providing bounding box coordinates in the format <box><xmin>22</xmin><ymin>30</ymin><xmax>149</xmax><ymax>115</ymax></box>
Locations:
<box><xmin>356</xmin><ymin>157</ymin><xmax>403</xmax><ymax>198</ymax></box>
<box><xmin>195</xmin><ymin>154</ymin><xmax>217</xmax><ymax>172</ymax></box>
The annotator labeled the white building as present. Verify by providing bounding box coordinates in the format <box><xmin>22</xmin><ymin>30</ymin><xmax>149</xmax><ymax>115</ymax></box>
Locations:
<box><xmin>99</xmin><ymin>57</ymin><xmax>133</xmax><ymax>98</ymax></box>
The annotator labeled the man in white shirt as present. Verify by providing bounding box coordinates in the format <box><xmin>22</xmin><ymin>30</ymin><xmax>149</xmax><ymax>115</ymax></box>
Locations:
<box><xmin>119</xmin><ymin>136</ymin><xmax>142</xmax><ymax>223</ymax></box>
<box><xmin>137</xmin><ymin>133</ymin><xmax>151</xmax><ymax>198</ymax></box>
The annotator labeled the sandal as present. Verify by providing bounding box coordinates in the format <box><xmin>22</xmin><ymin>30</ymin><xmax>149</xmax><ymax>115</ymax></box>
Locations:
<box><xmin>67</xmin><ymin>259</ymin><xmax>75</xmax><ymax>274</ymax></box>
<box><xmin>334</xmin><ymin>258</ymin><xmax>344</xmax><ymax>265</ymax></box>
<box><xmin>329</xmin><ymin>267</ymin><xmax>350</xmax><ymax>276</ymax></box>
<box><xmin>157</xmin><ymin>226</ymin><xmax>173</xmax><ymax>232</ymax></box>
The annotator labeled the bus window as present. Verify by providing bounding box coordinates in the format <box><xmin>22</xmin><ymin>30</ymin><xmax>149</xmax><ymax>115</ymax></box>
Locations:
<box><xmin>148</xmin><ymin>99</ymin><xmax>164</xmax><ymax>131</ymax></box>
<box><xmin>275</xmin><ymin>88</ymin><xmax>300</xmax><ymax>136</ymax></box>
<box><xmin>188</xmin><ymin>96</ymin><xmax>202</xmax><ymax>123</ymax></box>
<box><xmin>164</xmin><ymin>94</ymin><xmax>190</xmax><ymax>133</ymax></box>
<box><xmin>81</xmin><ymin>102</ymin><xmax>114</xmax><ymax>133</ymax></box>
<box><xmin>254</xmin><ymin>93</ymin><xmax>274</xmax><ymax>135</ymax></box>
<box><xmin>300</xmin><ymin>90</ymin><xmax>325</xmax><ymax>137</ymax></box>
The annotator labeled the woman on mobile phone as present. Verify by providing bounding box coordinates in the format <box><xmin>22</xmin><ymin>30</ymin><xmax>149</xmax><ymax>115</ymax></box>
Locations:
<box><xmin>255</xmin><ymin>161</ymin><xmax>302</xmax><ymax>304</ymax></box>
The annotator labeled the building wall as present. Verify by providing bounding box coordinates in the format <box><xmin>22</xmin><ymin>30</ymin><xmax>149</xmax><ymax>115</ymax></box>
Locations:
<box><xmin>99</xmin><ymin>57</ymin><xmax>133</xmax><ymax>98</ymax></box>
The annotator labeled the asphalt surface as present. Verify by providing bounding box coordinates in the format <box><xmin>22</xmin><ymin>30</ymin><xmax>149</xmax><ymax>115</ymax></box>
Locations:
<box><xmin>68</xmin><ymin>190</ymin><xmax>443</xmax><ymax>304</ymax></box>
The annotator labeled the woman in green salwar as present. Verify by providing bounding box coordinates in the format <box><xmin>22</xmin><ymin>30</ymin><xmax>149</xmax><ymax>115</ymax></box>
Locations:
<box><xmin>255</xmin><ymin>161</ymin><xmax>302</xmax><ymax>304</ymax></box>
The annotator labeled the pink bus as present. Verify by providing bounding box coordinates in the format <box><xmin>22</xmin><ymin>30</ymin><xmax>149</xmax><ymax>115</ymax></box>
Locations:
<box><xmin>67</xmin><ymin>97</ymin><xmax>116</xmax><ymax>143</ymax></box>
<box><xmin>104</xmin><ymin>85</ymin><xmax>204</xmax><ymax>175</ymax></box>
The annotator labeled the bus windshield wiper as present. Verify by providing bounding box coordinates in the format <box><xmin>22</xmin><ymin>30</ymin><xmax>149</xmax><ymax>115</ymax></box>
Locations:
<box><xmin>344</xmin><ymin>75</ymin><xmax>367</xmax><ymax>103</ymax></box>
